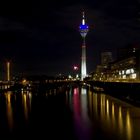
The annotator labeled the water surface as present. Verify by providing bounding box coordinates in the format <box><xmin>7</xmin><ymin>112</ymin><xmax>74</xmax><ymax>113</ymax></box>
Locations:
<box><xmin>0</xmin><ymin>87</ymin><xmax>140</xmax><ymax>140</ymax></box>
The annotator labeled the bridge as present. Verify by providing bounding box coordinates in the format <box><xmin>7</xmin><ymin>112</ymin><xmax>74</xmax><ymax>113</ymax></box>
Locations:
<box><xmin>0</xmin><ymin>78</ymin><xmax>81</xmax><ymax>93</ymax></box>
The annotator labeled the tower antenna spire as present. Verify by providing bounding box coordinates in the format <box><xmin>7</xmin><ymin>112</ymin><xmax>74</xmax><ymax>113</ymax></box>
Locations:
<box><xmin>82</xmin><ymin>11</ymin><xmax>85</xmax><ymax>25</ymax></box>
<box><xmin>82</xmin><ymin>11</ymin><xmax>85</xmax><ymax>18</ymax></box>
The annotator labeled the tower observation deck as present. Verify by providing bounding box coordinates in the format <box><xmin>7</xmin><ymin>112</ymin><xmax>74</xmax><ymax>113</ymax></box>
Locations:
<box><xmin>79</xmin><ymin>12</ymin><xmax>89</xmax><ymax>81</ymax></box>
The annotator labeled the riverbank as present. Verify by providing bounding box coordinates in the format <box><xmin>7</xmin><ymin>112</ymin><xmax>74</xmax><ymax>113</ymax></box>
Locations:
<box><xmin>86</xmin><ymin>80</ymin><xmax>140</xmax><ymax>107</ymax></box>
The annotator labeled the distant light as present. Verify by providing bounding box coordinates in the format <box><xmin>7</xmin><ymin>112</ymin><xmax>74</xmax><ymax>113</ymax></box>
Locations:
<box><xmin>68</xmin><ymin>75</ymin><xmax>72</xmax><ymax>79</ymax></box>
<box><xmin>73</xmin><ymin>66</ymin><xmax>78</xmax><ymax>70</ymax></box>
<box><xmin>76</xmin><ymin>74</ymin><xmax>79</xmax><ymax>78</ymax></box>
<box><xmin>22</xmin><ymin>79</ymin><xmax>27</xmax><ymax>85</ymax></box>
<box><xmin>131</xmin><ymin>73</ymin><xmax>136</xmax><ymax>79</ymax></box>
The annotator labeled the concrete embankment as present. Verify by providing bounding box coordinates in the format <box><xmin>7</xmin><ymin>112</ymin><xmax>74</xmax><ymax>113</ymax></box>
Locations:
<box><xmin>87</xmin><ymin>81</ymin><xmax>140</xmax><ymax>106</ymax></box>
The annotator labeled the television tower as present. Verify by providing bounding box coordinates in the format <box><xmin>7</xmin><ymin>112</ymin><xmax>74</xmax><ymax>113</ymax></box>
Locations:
<box><xmin>79</xmin><ymin>12</ymin><xmax>89</xmax><ymax>80</ymax></box>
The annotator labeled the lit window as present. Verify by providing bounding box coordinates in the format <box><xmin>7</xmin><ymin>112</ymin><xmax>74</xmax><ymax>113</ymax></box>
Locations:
<box><xmin>123</xmin><ymin>75</ymin><xmax>126</xmax><ymax>79</ymax></box>
<box><xmin>131</xmin><ymin>73</ymin><xmax>136</xmax><ymax>79</ymax></box>
<box><xmin>119</xmin><ymin>71</ymin><xmax>121</xmax><ymax>75</ymax></box>
<box><xmin>126</xmin><ymin>69</ymin><xmax>131</xmax><ymax>74</ymax></box>
<box><xmin>130</xmin><ymin>68</ymin><xmax>134</xmax><ymax>73</ymax></box>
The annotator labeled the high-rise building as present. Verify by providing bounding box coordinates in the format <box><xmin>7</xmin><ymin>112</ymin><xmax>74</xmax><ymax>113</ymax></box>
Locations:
<box><xmin>101</xmin><ymin>52</ymin><xmax>113</xmax><ymax>65</ymax></box>
<box><xmin>79</xmin><ymin>12</ymin><xmax>89</xmax><ymax>80</ymax></box>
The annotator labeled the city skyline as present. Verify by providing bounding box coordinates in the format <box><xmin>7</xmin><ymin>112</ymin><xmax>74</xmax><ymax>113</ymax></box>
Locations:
<box><xmin>0</xmin><ymin>0</ymin><xmax>140</xmax><ymax>76</ymax></box>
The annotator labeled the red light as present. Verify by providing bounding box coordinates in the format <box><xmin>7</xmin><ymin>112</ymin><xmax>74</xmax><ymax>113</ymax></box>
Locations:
<box><xmin>73</xmin><ymin>66</ymin><xmax>78</xmax><ymax>70</ymax></box>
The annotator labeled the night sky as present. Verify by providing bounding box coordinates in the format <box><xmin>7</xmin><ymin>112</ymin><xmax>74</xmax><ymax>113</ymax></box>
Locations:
<box><xmin>0</xmin><ymin>0</ymin><xmax>140</xmax><ymax>77</ymax></box>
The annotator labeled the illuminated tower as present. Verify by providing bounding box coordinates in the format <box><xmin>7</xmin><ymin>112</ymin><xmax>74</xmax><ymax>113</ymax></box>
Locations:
<box><xmin>7</xmin><ymin>62</ymin><xmax>10</xmax><ymax>81</ymax></box>
<box><xmin>79</xmin><ymin>12</ymin><xmax>89</xmax><ymax>80</ymax></box>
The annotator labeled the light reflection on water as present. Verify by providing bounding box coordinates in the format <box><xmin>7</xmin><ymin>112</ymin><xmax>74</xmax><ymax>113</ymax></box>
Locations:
<box><xmin>1</xmin><ymin>86</ymin><xmax>140</xmax><ymax>140</ymax></box>
<box><xmin>5</xmin><ymin>91</ymin><xmax>13</xmax><ymax>131</ymax></box>
<box><xmin>4</xmin><ymin>90</ymin><xmax>33</xmax><ymax>131</ymax></box>
<box><xmin>72</xmin><ymin>87</ymin><xmax>92</xmax><ymax>140</ymax></box>
<box><xmin>88</xmin><ymin>90</ymin><xmax>133</xmax><ymax>140</ymax></box>
<box><xmin>66</xmin><ymin>87</ymin><xmax>140</xmax><ymax>140</ymax></box>
<box><xmin>21</xmin><ymin>92</ymin><xmax>32</xmax><ymax>121</ymax></box>
<box><xmin>22</xmin><ymin>93</ymin><xmax>28</xmax><ymax>120</ymax></box>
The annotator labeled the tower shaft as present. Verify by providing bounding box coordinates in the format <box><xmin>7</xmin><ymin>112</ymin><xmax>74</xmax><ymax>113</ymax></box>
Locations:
<box><xmin>81</xmin><ymin>37</ymin><xmax>86</xmax><ymax>80</ymax></box>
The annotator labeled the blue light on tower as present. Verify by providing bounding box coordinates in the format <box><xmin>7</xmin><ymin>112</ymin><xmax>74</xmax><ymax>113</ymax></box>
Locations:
<box><xmin>79</xmin><ymin>12</ymin><xmax>89</xmax><ymax>80</ymax></box>
<box><xmin>79</xmin><ymin>24</ymin><xmax>89</xmax><ymax>38</ymax></box>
